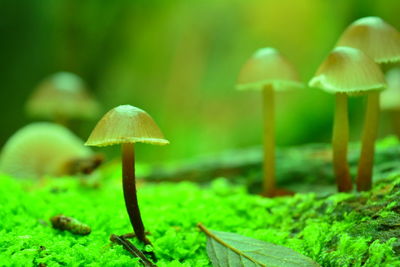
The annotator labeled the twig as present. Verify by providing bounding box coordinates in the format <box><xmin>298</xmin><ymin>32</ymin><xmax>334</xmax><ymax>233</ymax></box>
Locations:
<box><xmin>110</xmin><ymin>234</ymin><xmax>157</xmax><ymax>267</ymax></box>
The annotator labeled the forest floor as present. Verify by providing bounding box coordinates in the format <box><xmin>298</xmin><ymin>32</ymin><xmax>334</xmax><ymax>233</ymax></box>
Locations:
<box><xmin>1</xmin><ymin>137</ymin><xmax>400</xmax><ymax>266</ymax></box>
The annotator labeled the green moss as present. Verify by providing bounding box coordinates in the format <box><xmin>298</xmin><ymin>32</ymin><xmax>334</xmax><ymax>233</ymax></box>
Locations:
<box><xmin>0</xmin><ymin>170</ymin><xmax>399</xmax><ymax>266</ymax></box>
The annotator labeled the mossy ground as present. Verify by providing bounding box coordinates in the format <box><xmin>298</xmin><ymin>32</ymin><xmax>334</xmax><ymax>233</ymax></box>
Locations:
<box><xmin>1</xmin><ymin>146</ymin><xmax>400</xmax><ymax>266</ymax></box>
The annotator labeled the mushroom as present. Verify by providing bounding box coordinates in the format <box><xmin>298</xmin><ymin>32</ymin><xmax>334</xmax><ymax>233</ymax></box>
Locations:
<box><xmin>336</xmin><ymin>16</ymin><xmax>400</xmax><ymax>191</ymax></box>
<box><xmin>336</xmin><ymin>17</ymin><xmax>400</xmax><ymax>64</ymax></box>
<box><xmin>381</xmin><ymin>68</ymin><xmax>400</xmax><ymax>136</ymax></box>
<box><xmin>237</xmin><ymin>47</ymin><xmax>303</xmax><ymax>197</ymax></box>
<box><xmin>26</xmin><ymin>72</ymin><xmax>100</xmax><ymax>125</ymax></box>
<box><xmin>85</xmin><ymin>105</ymin><xmax>169</xmax><ymax>244</ymax></box>
<box><xmin>309</xmin><ymin>46</ymin><xmax>386</xmax><ymax>192</ymax></box>
<box><xmin>0</xmin><ymin>122</ymin><xmax>102</xmax><ymax>179</ymax></box>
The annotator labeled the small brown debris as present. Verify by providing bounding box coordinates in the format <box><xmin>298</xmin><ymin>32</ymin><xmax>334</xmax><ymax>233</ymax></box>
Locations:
<box><xmin>50</xmin><ymin>215</ymin><xmax>91</xmax><ymax>235</ymax></box>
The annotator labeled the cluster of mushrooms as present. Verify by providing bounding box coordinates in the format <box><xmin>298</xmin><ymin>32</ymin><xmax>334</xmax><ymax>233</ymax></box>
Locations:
<box><xmin>0</xmin><ymin>71</ymin><xmax>169</xmax><ymax>244</ymax></box>
<box><xmin>0</xmin><ymin>72</ymin><xmax>103</xmax><ymax>179</ymax></box>
<box><xmin>1</xmin><ymin>16</ymin><xmax>400</xmax><ymax>245</ymax></box>
<box><xmin>238</xmin><ymin>16</ymin><xmax>400</xmax><ymax>197</ymax></box>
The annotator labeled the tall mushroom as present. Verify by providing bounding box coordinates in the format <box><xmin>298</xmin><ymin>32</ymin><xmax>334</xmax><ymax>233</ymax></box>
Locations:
<box><xmin>309</xmin><ymin>46</ymin><xmax>386</xmax><ymax>192</ymax></box>
<box><xmin>237</xmin><ymin>47</ymin><xmax>303</xmax><ymax>197</ymax></box>
<box><xmin>336</xmin><ymin>16</ymin><xmax>400</xmax><ymax>191</ymax></box>
<box><xmin>85</xmin><ymin>105</ymin><xmax>169</xmax><ymax>244</ymax></box>
<box><xmin>26</xmin><ymin>72</ymin><xmax>100</xmax><ymax>125</ymax></box>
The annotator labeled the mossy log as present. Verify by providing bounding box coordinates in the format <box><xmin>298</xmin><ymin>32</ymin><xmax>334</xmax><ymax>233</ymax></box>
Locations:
<box><xmin>143</xmin><ymin>138</ymin><xmax>400</xmax><ymax>190</ymax></box>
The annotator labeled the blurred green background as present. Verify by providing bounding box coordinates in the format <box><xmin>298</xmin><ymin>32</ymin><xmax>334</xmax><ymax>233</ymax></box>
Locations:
<box><xmin>1</xmin><ymin>0</ymin><xmax>400</xmax><ymax>163</ymax></box>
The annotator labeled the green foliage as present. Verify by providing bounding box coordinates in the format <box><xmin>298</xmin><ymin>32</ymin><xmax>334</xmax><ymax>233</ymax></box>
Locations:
<box><xmin>0</xmin><ymin>172</ymin><xmax>399</xmax><ymax>266</ymax></box>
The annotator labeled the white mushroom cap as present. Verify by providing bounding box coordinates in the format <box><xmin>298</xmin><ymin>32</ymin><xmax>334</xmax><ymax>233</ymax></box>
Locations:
<box><xmin>237</xmin><ymin>47</ymin><xmax>303</xmax><ymax>91</ymax></box>
<box><xmin>85</xmin><ymin>105</ymin><xmax>169</xmax><ymax>147</ymax></box>
<box><xmin>309</xmin><ymin>46</ymin><xmax>386</xmax><ymax>95</ymax></box>
<box><xmin>336</xmin><ymin>17</ymin><xmax>400</xmax><ymax>63</ymax></box>
<box><xmin>26</xmin><ymin>72</ymin><xmax>100</xmax><ymax>120</ymax></box>
<box><xmin>0</xmin><ymin>123</ymin><xmax>92</xmax><ymax>179</ymax></box>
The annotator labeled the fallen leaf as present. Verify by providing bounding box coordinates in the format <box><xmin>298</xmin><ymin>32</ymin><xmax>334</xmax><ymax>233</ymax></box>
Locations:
<box><xmin>198</xmin><ymin>223</ymin><xmax>320</xmax><ymax>267</ymax></box>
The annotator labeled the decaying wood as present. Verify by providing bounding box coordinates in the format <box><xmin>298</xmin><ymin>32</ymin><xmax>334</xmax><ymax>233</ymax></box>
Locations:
<box><xmin>141</xmin><ymin>143</ymin><xmax>400</xmax><ymax>189</ymax></box>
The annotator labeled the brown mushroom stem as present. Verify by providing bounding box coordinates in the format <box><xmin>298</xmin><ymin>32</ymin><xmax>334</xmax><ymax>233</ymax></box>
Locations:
<box><xmin>357</xmin><ymin>91</ymin><xmax>380</xmax><ymax>191</ymax></box>
<box><xmin>332</xmin><ymin>93</ymin><xmax>353</xmax><ymax>192</ymax></box>
<box><xmin>262</xmin><ymin>85</ymin><xmax>275</xmax><ymax>197</ymax></box>
<box><xmin>122</xmin><ymin>143</ymin><xmax>149</xmax><ymax>244</ymax></box>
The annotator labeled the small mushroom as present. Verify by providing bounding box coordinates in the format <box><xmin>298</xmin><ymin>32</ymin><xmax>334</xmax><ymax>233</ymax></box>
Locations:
<box><xmin>309</xmin><ymin>46</ymin><xmax>386</xmax><ymax>192</ymax></box>
<box><xmin>85</xmin><ymin>105</ymin><xmax>169</xmax><ymax>244</ymax></box>
<box><xmin>336</xmin><ymin>17</ymin><xmax>400</xmax><ymax>191</ymax></box>
<box><xmin>26</xmin><ymin>72</ymin><xmax>100</xmax><ymax>125</ymax></box>
<box><xmin>336</xmin><ymin>16</ymin><xmax>400</xmax><ymax>64</ymax></box>
<box><xmin>237</xmin><ymin>47</ymin><xmax>303</xmax><ymax>197</ymax></box>
<box><xmin>0</xmin><ymin>122</ymin><xmax>101</xmax><ymax>179</ymax></box>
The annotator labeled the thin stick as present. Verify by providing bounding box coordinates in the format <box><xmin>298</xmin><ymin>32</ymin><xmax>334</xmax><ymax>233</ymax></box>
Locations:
<box><xmin>357</xmin><ymin>91</ymin><xmax>380</xmax><ymax>191</ymax></box>
<box><xmin>110</xmin><ymin>234</ymin><xmax>156</xmax><ymax>267</ymax></box>
<box><xmin>262</xmin><ymin>85</ymin><xmax>275</xmax><ymax>197</ymax></box>
<box><xmin>122</xmin><ymin>143</ymin><xmax>149</xmax><ymax>244</ymax></box>
<box><xmin>332</xmin><ymin>93</ymin><xmax>352</xmax><ymax>192</ymax></box>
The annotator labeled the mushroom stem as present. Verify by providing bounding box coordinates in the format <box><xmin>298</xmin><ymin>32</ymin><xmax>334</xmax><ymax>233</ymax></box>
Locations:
<box><xmin>262</xmin><ymin>84</ymin><xmax>275</xmax><ymax>197</ymax></box>
<box><xmin>357</xmin><ymin>91</ymin><xmax>380</xmax><ymax>191</ymax></box>
<box><xmin>332</xmin><ymin>93</ymin><xmax>353</xmax><ymax>192</ymax></box>
<box><xmin>121</xmin><ymin>143</ymin><xmax>149</xmax><ymax>244</ymax></box>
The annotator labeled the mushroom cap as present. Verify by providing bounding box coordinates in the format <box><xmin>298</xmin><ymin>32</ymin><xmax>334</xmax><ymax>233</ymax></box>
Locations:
<box><xmin>236</xmin><ymin>47</ymin><xmax>303</xmax><ymax>91</ymax></box>
<box><xmin>336</xmin><ymin>16</ymin><xmax>400</xmax><ymax>63</ymax></box>
<box><xmin>26</xmin><ymin>72</ymin><xmax>100</xmax><ymax>120</ymax></box>
<box><xmin>309</xmin><ymin>46</ymin><xmax>386</xmax><ymax>95</ymax></box>
<box><xmin>0</xmin><ymin>122</ymin><xmax>92</xmax><ymax>179</ymax></box>
<box><xmin>380</xmin><ymin>68</ymin><xmax>400</xmax><ymax>110</ymax></box>
<box><xmin>85</xmin><ymin>105</ymin><xmax>169</xmax><ymax>147</ymax></box>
